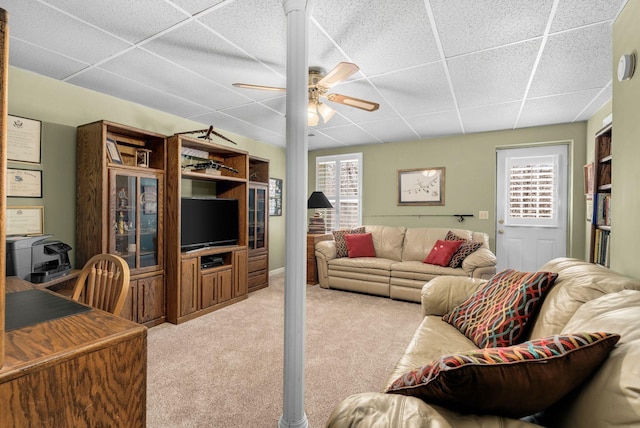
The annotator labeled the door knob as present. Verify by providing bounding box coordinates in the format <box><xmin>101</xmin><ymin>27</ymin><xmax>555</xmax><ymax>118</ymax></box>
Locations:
<box><xmin>498</xmin><ymin>219</ymin><xmax>504</xmax><ymax>224</ymax></box>
<box><xmin>498</xmin><ymin>229</ymin><xmax>504</xmax><ymax>234</ymax></box>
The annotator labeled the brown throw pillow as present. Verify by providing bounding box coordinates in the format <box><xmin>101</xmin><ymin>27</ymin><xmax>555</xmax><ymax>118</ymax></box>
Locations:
<box><xmin>333</xmin><ymin>227</ymin><xmax>365</xmax><ymax>258</ymax></box>
<box><xmin>386</xmin><ymin>332</ymin><xmax>620</xmax><ymax>418</ymax></box>
<box><xmin>445</xmin><ymin>230</ymin><xmax>482</xmax><ymax>268</ymax></box>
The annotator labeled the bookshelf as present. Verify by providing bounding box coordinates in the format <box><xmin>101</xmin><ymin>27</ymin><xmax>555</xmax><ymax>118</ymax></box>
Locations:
<box><xmin>589</xmin><ymin>123</ymin><xmax>612</xmax><ymax>266</ymax></box>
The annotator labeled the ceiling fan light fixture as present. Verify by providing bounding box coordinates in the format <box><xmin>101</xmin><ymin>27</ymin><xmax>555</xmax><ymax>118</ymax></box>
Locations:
<box><xmin>317</xmin><ymin>102</ymin><xmax>335</xmax><ymax>124</ymax></box>
<box><xmin>308</xmin><ymin>101</ymin><xmax>320</xmax><ymax>126</ymax></box>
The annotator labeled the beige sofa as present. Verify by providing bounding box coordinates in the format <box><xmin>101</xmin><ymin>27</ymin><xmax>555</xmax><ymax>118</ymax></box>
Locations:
<box><xmin>326</xmin><ymin>258</ymin><xmax>640</xmax><ymax>427</ymax></box>
<box><xmin>315</xmin><ymin>225</ymin><xmax>497</xmax><ymax>302</ymax></box>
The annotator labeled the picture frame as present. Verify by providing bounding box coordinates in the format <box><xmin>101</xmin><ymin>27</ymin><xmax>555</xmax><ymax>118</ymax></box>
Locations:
<box><xmin>398</xmin><ymin>167</ymin><xmax>445</xmax><ymax>206</ymax></box>
<box><xmin>7</xmin><ymin>114</ymin><xmax>42</xmax><ymax>164</ymax></box>
<box><xmin>269</xmin><ymin>177</ymin><xmax>283</xmax><ymax>216</ymax></box>
<box><xmin>6</xmin><ymin>206</ymin><xmax>44</xmax><ymax>236</ymax></box>
<box><xmin>584</xmin><ymin>162</ymin><xmax>595</xmax><ymax>195</ymax></box>
<box><xmin>7</xmin><ymin>168</ymin><xmax>43</xmax><ymax>198</ymax></box>
<box><xmin>106</xmin><ymin>137</ymin><xmax>123</xmax><ymax>164</ymax></box>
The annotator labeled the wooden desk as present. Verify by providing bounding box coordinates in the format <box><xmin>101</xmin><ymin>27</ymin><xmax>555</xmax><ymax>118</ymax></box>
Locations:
<box><xmin>307</xmin><ymin>233</ymin><xmax>332</xmax><ymax>285</ymax></box>
<box><xmin>1</xmin><ymin>277</ymin><xmax>147</xmax><ymax>427</ymax></box>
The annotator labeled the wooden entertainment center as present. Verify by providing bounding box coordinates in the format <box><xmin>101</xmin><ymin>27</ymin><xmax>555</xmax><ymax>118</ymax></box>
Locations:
<box><xmin>76</xmin><ymin>120</ymin><xmax>261</xmax><ymax>326</ymax></box>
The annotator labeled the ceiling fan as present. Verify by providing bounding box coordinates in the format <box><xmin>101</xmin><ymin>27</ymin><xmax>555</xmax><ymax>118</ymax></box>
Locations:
<box><xmin>233</xmin><ymin>62</ymin><xmax>380</xmax><ymax>126</ymax></box>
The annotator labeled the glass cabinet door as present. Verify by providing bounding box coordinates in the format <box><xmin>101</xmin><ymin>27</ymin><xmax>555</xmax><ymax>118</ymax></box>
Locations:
<box><xmin>248</xmin><ymin>187</ymin><xmax>256</xmax><ymax>250</ymax></box>
<box><xmin>255</xmin><ymin>187</ymin><xmax>266</xmax><ymax>250</ymax></box>
<box><xmin>110</xmin><ymin>170</ymin><xmax>161</xmax><ymax>272</ymax></box>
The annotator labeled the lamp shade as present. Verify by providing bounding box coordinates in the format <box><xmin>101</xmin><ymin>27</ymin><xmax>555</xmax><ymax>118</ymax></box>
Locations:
<box><xmin>307</xmin><ymin>191</ymin><xmax>333</xmax><ymax>209</ymax></box>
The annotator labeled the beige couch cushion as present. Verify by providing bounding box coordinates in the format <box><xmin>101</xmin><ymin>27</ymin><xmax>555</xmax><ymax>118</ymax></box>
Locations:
<box><xmin>526</xmin><ymin>258</ymin><xmax>640</xmax><ymax>340</ymax></box>
<box><xmin>401</xmin><ymin>227</ymin><xmax>474</xmax><ymax>262</ymax></box>
<box><xmin>364</xmin><ymin>225</ymin><xmax>406</xmax><ymax>261</ymax></box>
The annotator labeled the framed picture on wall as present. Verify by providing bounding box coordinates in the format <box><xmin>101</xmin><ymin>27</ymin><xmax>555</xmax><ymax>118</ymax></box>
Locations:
<box><xmin>7</xmin><ymin>114</ymin><xmax>42</xmax><ymax>164</ymax></box>
<box><xmin>6</xmin><ymin>206</ymin><xmax>44</xmax><ymax>236</ymax></box>
<box><xmin>7</xmin><ymin>168</ymin><xmax>42</xmax><ymax>198</ymax></box>
<box><xmin>398</xmin><ymin>167</ymin><xmax>445</xmax><ymax>206</ymax></box>
<box><xmin>269</xmin><ymin>177</ymin><xmax>282</xmax><ymax>216</ymax></box>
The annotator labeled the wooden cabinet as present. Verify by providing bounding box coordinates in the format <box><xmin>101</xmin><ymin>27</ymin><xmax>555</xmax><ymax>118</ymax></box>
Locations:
<box><xmin>589</xmin><ymin>123</ymin><xmax>612</xmax><ymax>266</ymax></box>
<box><xmin>166</xmin><ymin>134</ymin><xmax>249</xmax><ymax>324</ymax></box>
<box><xmin>307</xmin><ymin>233</ymin><xmax>332</xmax><ymax>284</ymax></box>
<box><xmin>248</xmin><ymin>157</ymin><xmax>269</xmax><ymax>292</ymax></box>
<box><xmin>76</xmin><ymin>120</ymin><xmax>166</xmax><ymax>327</ymax></box>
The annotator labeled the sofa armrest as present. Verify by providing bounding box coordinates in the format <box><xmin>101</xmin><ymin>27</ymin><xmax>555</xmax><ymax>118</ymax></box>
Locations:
<box><xmin>327</xmin><ymin>392</ymin><xmax>540</xmax><ymax>428</ymax></box>
<box><xmin>421</xmin><ymin>276</ymin><xmax>487</xmax><ymax>316</ymax></box>
<box><xmin>315</xmin><ymin>240</ymin><xmax>336</xmax><ymax>289</ymax></box>
<box><xmin>461</xmin><ymin>247</ymin><xmax>497</xmax><ymax>279</ymax></box>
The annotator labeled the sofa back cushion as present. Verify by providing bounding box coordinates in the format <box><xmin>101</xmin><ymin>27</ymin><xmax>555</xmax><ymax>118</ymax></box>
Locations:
<box><xmin>402</xmin><ymin>228</ymin><xmax>473</xmax><ymax>262</ymax></box>
<box><xmin>526</xmin><ymin>258</ymin><xmax>640</xmax><ymax>341</ymax></box>
<box><xmin>364</xmin><ymin>225</ymin><xmax>406</xmax><ymax>261</ymax></box>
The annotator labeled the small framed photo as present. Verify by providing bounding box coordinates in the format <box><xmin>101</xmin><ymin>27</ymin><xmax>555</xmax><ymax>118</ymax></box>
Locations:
<box><xmin>269</xmin><ymin>177</ymin><xmax>283</xmax><ymax>216</ymax></box>
<box><xmin>106</xmin><ymin>137</ymin><xmax>123</xmax><ymax>164</ymax></box>
<box><xmin>398</xmin><ymin>167</ymin><xmax>445</xmax><ymax>206</ymax></box>
<box><xmin>584</xmin><ymin>163</ymin><xmax>595</xmax><ymax>195</ymax></box>
<box><xmin>6</xmin><ymin>206</ymin><xmax>44</xmax><ymax>236</ymax></box>
<box><xmin>7</xmin><ymin>168</ymin><xmax>43</xmax><ymax>198</ymax></box>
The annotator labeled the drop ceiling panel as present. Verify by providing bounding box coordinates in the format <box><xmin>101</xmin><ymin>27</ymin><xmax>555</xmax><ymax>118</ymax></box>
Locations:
<box><xmin>222</xmin><ymin>103</ymin><xmax>285</xmax><ymax>135</ymax></box>
<box><xmin>528</xmin><ymin>23</ymin><xmax>612</xmax><ymax>97</ymax></box>
<box><xmin>358</xmin><ymin>118</ymin><xmax>419</xmax><ymax>144</ymax></box>
<box><xmin>371</xmin><ymin>63</ymin><xmax>455</xmax><ymax>116</ymax></box>
<box><xmin>574</xmin><ymin>86</ymin><xmax>612</xmax><ymax>121</ymax></box>
<box><xmin>405</xmin><ymin>111</ymin><xmax>463</xmax><ymax>139</ymax></box>
<box><xmin>68</xmin><ymin>68</ymin><xmax>211</xmax><ymax>118</ymax></box>
<box><xmin>45</xmin><ymin>0</ymin><xmax>189</xmax><ymax>43</ymax></box>
<box><xmin>459</xmin><ymin>102</ymin><xmax>521</xmax><ymax>134</ymax></box>
<box><xmin>310</xmin><ymin>0</ymin><xmax>441</xmax><ymax>76</ymax></box>
<box><xmin>192</xmin><ymin>110</ymin><xmax>282</xmax><ymax>144</ymax></box>
<box><xmin>430</xmin><ymin>0</ymin><xmax>553</xmax><ymax>57</ymax></box>
<box><xmin>3</xmin><ymin>0</ymin><xmax>130</xmax><ymax>64</ymax></box>
<box><xmin>449</xmin><ymin>40</ymin><xmax>541</xmax><ymax>108</ymax></box>
<box><xmin>9</xmin><ymin>39</ymin><xmax>87</xmax><ymax>80</ymax></box>
<box><xmin>170</xmin><ymin>0</ymin><xmax>225</xmax><ymax>16</ymax></box>
<box><xmin>550</xmin><ymin>0</ymin><xmax>626</xmax><ymax>33</ymax></box>
<box><xmin>518</xmin><ymin>89</ymin><xmax>602</xmax><ymax>128</ymax></box>
<box><xmin>308</xmin><ymin>132</ymin><xmax>346</xmax><ymax>150</ymax></box>
<box><xmin>319</xmin><ymin>125</ymin><xmax>380</xmax><ymax>146</ymax></box>
<box><xmin>100</xmin><ymin>47</ymin><xmax>250</xmax><ymax>110</ymax></box>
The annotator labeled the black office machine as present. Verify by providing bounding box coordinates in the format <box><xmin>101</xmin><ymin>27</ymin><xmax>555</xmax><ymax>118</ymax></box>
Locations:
<box><xmin>6</xmin><ymin>235</ymin><xmax>72</xmax><ymax>283</ymax></box>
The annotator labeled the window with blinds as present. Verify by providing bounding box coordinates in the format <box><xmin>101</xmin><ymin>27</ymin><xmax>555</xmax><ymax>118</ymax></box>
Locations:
<box><xmin>315</xmin><ymin>153</ymin><xmax>362</xmax><ymax>231</ymax></box>
<box><xmin>508</xmin><ymin>162</ymin><xmax>554</xmax><ymax>219</ymax></box>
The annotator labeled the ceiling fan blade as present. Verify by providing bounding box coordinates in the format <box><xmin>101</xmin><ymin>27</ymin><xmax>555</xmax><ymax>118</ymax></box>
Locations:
<box><xmin>232</xmin><ymin>83</ymin><xmax>286</xmax><ymax>92</ymax></box>
<box><xmin>326</xmin><ymin>93</ymin><xmax>380</xmax><ymax>112</ymax></box>
<box><xmin>317</xmin><ymin>62</ymin><xmax>360</xmax><ymax>90</ymax></box>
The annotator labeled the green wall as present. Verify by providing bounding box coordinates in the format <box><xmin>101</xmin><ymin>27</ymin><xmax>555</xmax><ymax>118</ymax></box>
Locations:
<box><xmin>310</xmin><ymin>122</ymin><xmax>588</xmax><ymax>257</ymax></box>
<box><xmin>7</xmin><ymin>67</ymin><xmax>287</xmax><ymax>270</ymax></box>
<box><xmin>611</xmin><ymin>0</ymin><xmax>640</xmax><ymax>278</ymax></box>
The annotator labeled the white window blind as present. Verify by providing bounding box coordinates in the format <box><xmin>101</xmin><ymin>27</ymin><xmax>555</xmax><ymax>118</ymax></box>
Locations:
<box><xmin>315</xmin><ymin>153</ymin><xmax>362</xmax><ymax>231</ymax></box>
<box><xmin>508</xmin><ymin>163</ymin><xmax>554</xmax><ymax>219</ymax></box>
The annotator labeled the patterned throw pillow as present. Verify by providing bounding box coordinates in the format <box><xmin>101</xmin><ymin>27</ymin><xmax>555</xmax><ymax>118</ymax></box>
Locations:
<box><xmin>333</xmin><ymin>227</ymin><xmax>365</xmax><ymax>258</ymax></box>
<box><xmin>385</xmin><ymin>332</ymin><xmax>620</xmax><ymax>418</ymax></box>
<box><xmin>423</xmin><ymin>240</ymin><xmax>463</xmax><ymax>267</ymax></box>
<box><xmin>443</xmin><ymin>269</ymin><xmax>558</xmax><ymax>348</ymax></box>
<box><xmin>445</xmin><ymin>230</ymin><xmax>483</xmax><ymax>268</ymax></box>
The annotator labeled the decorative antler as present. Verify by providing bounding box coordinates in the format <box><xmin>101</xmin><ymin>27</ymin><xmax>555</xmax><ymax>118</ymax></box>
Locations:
<box><xmin>176</xmin><ymin>125</ymin><xmax>238</xmax><ymax>145</ymax></box>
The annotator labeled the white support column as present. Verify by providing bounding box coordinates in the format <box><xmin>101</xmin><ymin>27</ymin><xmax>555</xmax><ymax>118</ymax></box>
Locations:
<box><xmin>279</xmin><ymin>1</ymin><xmax>309</xmax><ymax>428</ymax></box>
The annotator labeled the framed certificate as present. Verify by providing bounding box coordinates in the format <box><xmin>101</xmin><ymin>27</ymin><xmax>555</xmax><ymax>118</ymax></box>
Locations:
<box><xmin>7</xmin><ymin>168</ymin><xmax>43</xmax><ymax>198</ymax></box>
<box><xmin>6</xmin><ymin>206</ymin><xmax>44</xmax><ymax>236</ymax></box>
<box><xmin>7</xmin><ymin>114</ymin><xmax>42</xmax><ymax>164</ymax></box>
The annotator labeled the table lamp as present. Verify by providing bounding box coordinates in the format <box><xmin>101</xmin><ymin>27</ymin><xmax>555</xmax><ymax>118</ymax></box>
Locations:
<box><xmin>307</xmin><ymin>191</ymin><xmax>333</xmax><ymax>234</ymax></box>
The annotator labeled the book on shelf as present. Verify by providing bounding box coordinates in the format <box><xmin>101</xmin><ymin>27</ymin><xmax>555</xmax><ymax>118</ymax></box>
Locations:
<box><xmin>592</xmin><ymin>193</ymin><xmax>611</xmax><ymax>226</ymax></box>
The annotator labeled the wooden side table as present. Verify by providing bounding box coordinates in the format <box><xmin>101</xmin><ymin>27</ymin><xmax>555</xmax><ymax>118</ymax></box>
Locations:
<box><xmin>307</xmin><ymin>233</ymin><xmax>332</xmax><ymax>285</ymax></box>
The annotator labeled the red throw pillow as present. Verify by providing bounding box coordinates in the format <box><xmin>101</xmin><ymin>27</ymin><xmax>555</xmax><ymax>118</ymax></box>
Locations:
<box><xmin>424</xmin><ymin>240</ymin><xmax>463</xmax><ymax>266</ymax></box>
<box><xmin>344</xmin><ymin>233</ymin><xmax>376</xmax><ymax>258</ymax></box>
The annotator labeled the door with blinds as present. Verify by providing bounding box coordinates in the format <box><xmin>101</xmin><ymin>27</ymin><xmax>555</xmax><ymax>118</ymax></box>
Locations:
<box><xmin>315</xmin><ymin>153</ymin><xmax>362</xmax><ymax>231</ymax></box>
<box><xmin>495</xmin><ymin>145</ymin><xmax>568</xmax><ymax>271</ymax></box>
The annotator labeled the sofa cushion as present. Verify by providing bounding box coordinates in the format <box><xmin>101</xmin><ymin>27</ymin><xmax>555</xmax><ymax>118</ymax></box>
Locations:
<box><xmin>333</xmin><ymin>227</ymin><xmax>365</xmax><ymax>258</ymax></box>
<box><xmin>385</xmin><ymin>332</ymin><xmax>620</xmax><ymax>419</ymax></box>
<box><xmin>424</xmin><ymin>239</ymin><xmax>463</xmax><ymax>267</ymax></box>
<box><xmin>401</xmin><ymin>227</ymin><xmax>472</xmax><ymax>262</ymax></box>
<box><xmin>443</xmin><ymin>269</ymin><xmax>558</xmax><ymax>348</ymax></box>
<box><xmin>364</xmin><ymin>225</ymin><xmax>406</xmax><ymax>261</ymax></box>
<box><xmin>344</xmin><ymin>232</ymin><xmax>376</xmax><ymax>258</ymax></box>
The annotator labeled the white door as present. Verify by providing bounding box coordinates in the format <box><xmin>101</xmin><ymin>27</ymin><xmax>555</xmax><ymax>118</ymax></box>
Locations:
<box><xmin>496</xmin><ymin>145</ymin><xmax>568</xmax><ymax>271</ymax></box>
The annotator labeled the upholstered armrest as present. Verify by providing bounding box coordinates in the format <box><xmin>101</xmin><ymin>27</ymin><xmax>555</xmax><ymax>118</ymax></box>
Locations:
<box><xmin>461</xmin><ymin>247</ymin><xmax>497</xmax><ymax>279</ymax></box>
<box><xmin>326</xmin><ymin>393</ymin><xmax>540</xmax><ymax>428</ymax></box>
<box><xmin>315</xmin><ymin>240</ymin><xmax>336</xmax><ymax>289</ymax></box>
<box><xmin>421</xmin><ymin>276</ymin><xmax>487</xmax><ymax>316</ymax></box>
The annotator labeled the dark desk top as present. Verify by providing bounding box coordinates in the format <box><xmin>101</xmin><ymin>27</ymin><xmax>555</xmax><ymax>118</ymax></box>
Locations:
<box><xmin>5</xmin><ymin>289</ymin><xmax>92</xmax><ymax>332</ymax></box>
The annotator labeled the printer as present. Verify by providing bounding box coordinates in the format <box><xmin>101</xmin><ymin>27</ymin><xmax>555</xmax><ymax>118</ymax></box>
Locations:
<box><xmin>6</xmin><ymin>235</ymin><xmax>72</xmax><ymax>283</ymax></box>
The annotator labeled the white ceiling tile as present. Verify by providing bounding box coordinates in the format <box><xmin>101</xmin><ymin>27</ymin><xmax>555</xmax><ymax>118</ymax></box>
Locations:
<box><xmin>430</xmin><ymin>0</ymin><xmax>553</xmax><ymax>57</ymax></box>
<box><xmin>222</xmin><ymin>103</ymin><xmax>285</xmax><ymax>135</ymax></box>
<box><xmin>358</xmin><ymin>118</ymin><xmax>420</xmax><ymax>143</ymax></box>
<box><xmin>517</xmin><ymin>89</ymin><xmax>602</xmax><ymax>128</ymax></box>
<box><xmin>165</xmin><ymin>0</ymin><xmax>225</xmax><ymax>16</ymax></box>
<box><xmin>318</xmin><ymin>125</ymin><xmax>381</xmax><ymax>146</ymax></box>
<box><xmin>575</xmin><ymin>86</ymin><xmax>612</xmax><ymax>121</ymax></box>
<box><xmin>449</xmin><ymin>40</ymin><xmax>540</xmax><ymax>108</ymax></box>
<box><xmin>310</xmin><ymin>0</ymin><xmax>440</xmax><ymax>76</ymax></box>
<box><xmin>308</xmin><ymin>132</ymin><xmax>346</xmax><ymax>150</ymax></box>
<box><xmin>2</xmin><ymin>0</ymin><xmax>130</xmax><ymax>63</ymax></box>
<box><xmin>44</xmin><ymin>0</ymin><xmax>189</xmax><ymax>43</ymax></box>
<box><xmin>192</xmin><ymin>110</ymin><xmax>282</xmax><ymax>144</ymax></box>
<box><xmin>528</xmin><ymin>23</ymin><xmax>612</xmax><ymax>97</ymax></box>
<box><xmin>404</xmin><ymin>110</ymin><xmax>463</xmax><ymax>139</ymax></box>
<box><xmin>459</xmin><ymin>102</ymin><xmax>521</xmax><ymax>134</ymax></box>
<box><xmin>67</xmin><ymin>68</ymin><xmax>211</xmax><ymax>118</ymax></box>
<box><xmin>550</xmin><ymin>0</ymin><xmax>627</xmax><ymax>33</ymax></box>
<box><xmin>371</xmin><ymin>63</ymin><xmax>455</xmax><ymax>116</ymax></box>
<box><xmin>9</xmin><ymin>39</ymin><xmax>87</xmax><ymax>80</ymax></box>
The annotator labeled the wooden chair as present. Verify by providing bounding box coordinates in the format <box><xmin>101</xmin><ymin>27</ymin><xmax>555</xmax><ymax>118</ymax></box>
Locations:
<box><xmin>71</xmin><ymin>253</ymin><xmax>130</xmax><ymax>316</ymax></box>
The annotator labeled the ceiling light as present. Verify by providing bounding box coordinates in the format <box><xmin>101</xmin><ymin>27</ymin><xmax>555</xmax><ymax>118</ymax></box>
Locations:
<box><xmin>307</xmin><ymin>100</ymin><xmax>335</xmax><ymax>126</ymax></box>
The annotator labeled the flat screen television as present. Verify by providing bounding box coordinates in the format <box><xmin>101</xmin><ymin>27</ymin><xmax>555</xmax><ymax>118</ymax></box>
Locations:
<box><xmin>180</xmin><ymin>197</ymin><xmax>239</xmax><ymax>251</ymax></box>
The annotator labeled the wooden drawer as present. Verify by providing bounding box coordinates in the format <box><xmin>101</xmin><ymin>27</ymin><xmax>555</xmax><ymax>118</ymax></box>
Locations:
<box><xmin>248</xmin><ymin>269</ymin><xmax>268</xmax><ymax>288</ymax></box>
<box><xmin>248</xmin><ymin>254</ymin><xmax>268</xmax><ymax>273</ymax></box>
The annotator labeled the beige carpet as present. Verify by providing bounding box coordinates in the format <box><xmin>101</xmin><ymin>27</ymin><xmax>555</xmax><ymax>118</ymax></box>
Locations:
<box><xmin>147</xmin><ymin>272</ymin><xmax>423</xmax><ymax>427</ymax></box>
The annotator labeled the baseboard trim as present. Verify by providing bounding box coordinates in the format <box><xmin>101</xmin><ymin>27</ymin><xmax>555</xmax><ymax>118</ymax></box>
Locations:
<box><xmin>270</xmin><ymin>267</ymin><xmax>285</xmax><ymax>276</ymax></box>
